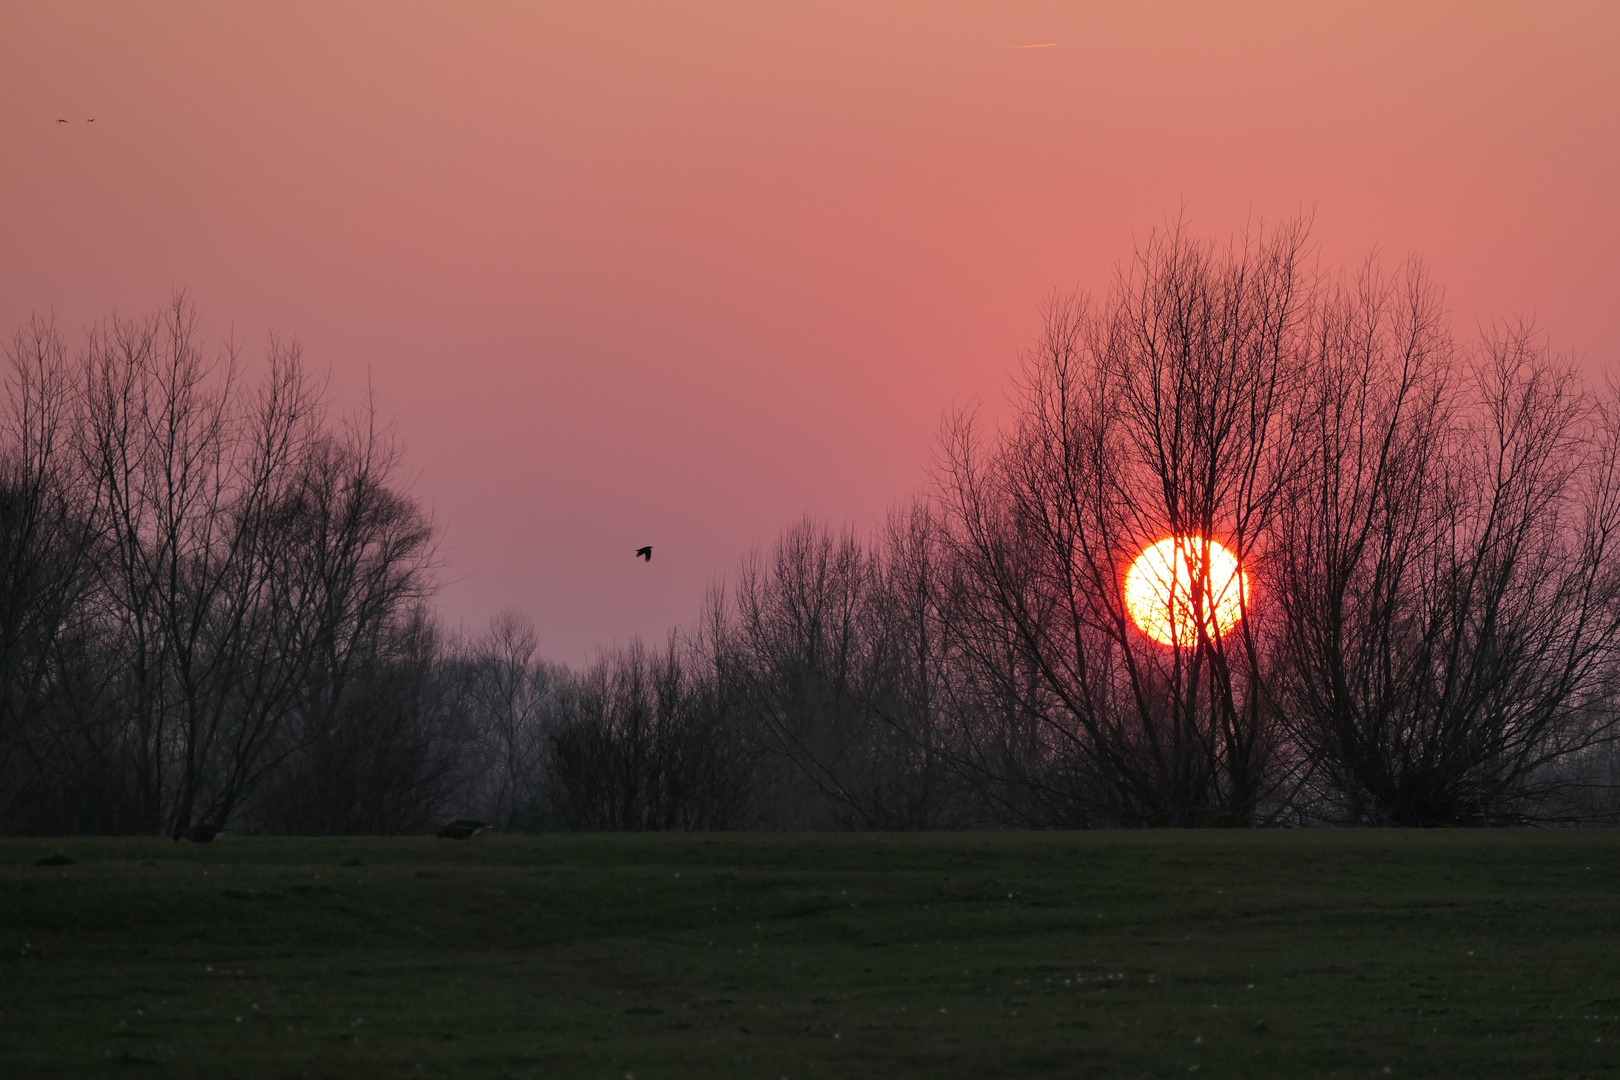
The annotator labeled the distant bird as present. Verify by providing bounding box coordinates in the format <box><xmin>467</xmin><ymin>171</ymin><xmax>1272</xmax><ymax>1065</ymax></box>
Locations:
<box><xmin>173</xmin><ymin>823</ymin><xmax>224</xmax><ymax>843</ymax></box>
<box><xmin>56</xmin><ymin>119</ymin><xmax>68</xmax><ymax>124</ymax></box>
<box><xmin>86</xmin><ymin>118</ymin><xmax>95</xmax><ymax>122</ymax></box>
<box><xmin>635</xmin><ymin>546</ymin><xmax>652</xmax><ymax>561</ymax></box>
<box><xmin>436</xmin><ymin>819</ymin><xmax>492</xmax><ymax>840</ymax></box>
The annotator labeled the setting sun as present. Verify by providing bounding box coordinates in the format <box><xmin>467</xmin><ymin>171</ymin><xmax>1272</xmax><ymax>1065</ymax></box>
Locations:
<box><xmin>1124</xmin><ymin>536</ymin><xmax>1249</xmax><ymax>647</ymax></box>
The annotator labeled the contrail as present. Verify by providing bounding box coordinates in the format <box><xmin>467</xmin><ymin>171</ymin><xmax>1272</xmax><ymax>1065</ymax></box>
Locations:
<box><xmin>1007</xmin><ymin>43</ymin><xmax>1059</xmax><ymax>49</ymax></box>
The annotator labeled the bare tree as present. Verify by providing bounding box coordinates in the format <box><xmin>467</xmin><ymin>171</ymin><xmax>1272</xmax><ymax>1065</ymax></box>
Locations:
<box><xmin>1273</xmin><ymin>277</ymin><xmax>1620</xmax><ymax>824</ymax></box>
<box><xmin>939</xmin><ymin>222</ymin><xmax>1620</xmax><ymax>828</ymax></box>
<box><xmin>457</xmin><ymin>611</ymin><xmax>564</xmax><ymax>830</ymax></box>
<box><xmin>855</xmin><ymin>501</ymin><xmax>969</xmax><ymax>826</ymax></box>
<box><xmin>714</xmin><ymin>519</ymin><xmax>891</xmax><ymax>827</ymax></box>
<box><xmin>937</xmin><ymin>220</ymin><xmax>1314</xmax><ymax>826</ymax></box>
<box><xmin>0</xmin><ymin>319</ymin><xmax>100</xmax><ymax>827</ymax></box>
<box><xmin>253</xmin><ymin>609</ymin><xmax>474</xmax><ymax>834</ymax></box>
<box><xmin>256</xmin><ymin>408</ymin><xmax>439</xmax><ymax>822</ymax></box>
<box><xmin>545</xmin><ymin>637</ymin><xmax>754</xmax><ymax>830</ymax></box>
<box><xmin>77</xmin><ymin>300</ymin><xmax>328</xmax><ymax>833</ymax></box>
<box><xmin>0</xmin><ymin>297</ymin><xmax>442</xmax><ymax>835</ymax></box>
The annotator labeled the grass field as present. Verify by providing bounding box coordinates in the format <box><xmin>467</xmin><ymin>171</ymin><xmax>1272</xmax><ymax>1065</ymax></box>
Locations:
<box><xmin>1</xmin><ymin>831</ymin><xmax>1617</xmax><ymax>1078</ymax></box>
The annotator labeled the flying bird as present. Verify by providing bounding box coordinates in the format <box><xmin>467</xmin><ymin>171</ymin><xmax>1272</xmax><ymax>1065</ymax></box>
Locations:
<box><xmin>436</xmin><ymin>819</ymin><xmax>492</xmax><ymax>840</ymax></box>
<box><xmin>635</xmin><ymin>546</ymin><xmax>652</xmax><ymax>561</ymax></box>
<box><xmin>86</xmin><ymin>118</ymin><xmax>95</xmax><ymax>122</ymax></box>
<box><xmin>56</xmin><ymin>119</ymin><xmax>67</xmax><ymax>124</ymax></box>
<box><xmin>173</xmin><ymin>823</ymin><xmax>224</xmax><ymax>843</ymax></box>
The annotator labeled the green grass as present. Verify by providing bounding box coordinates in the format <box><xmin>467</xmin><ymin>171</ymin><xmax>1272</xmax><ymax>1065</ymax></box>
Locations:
<box><xmin>1</xmin><ymin>831</ymin><xmax>1617</xmax><ymax>1078</ymax></box>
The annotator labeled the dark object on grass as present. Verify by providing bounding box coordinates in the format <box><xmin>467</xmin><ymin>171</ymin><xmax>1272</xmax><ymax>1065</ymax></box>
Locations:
<box><xmin>173</xmin><ymin>824</ymin><xmax>223</xmax><ymax>843</ymax></box>
<box><xmin>35</xmin><ymin>853</ymin><xmax>75</xmax><ymax>866</ymax></box>
<box><xmin>436</xmin><ymin>819</ymin><xmax>492</xmax><ymax>840</ymax></box>
<box><xmin>635</xmin><ymin>546</ymin><xmax>652</xmax><ymax>561</ymax></box>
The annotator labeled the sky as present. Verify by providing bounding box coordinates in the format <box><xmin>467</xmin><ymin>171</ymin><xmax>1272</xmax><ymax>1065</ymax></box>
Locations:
<box><xmin>3</xmin><ymin>1</ymin><xmax>1617</xmax><ymax>664</ymax></box>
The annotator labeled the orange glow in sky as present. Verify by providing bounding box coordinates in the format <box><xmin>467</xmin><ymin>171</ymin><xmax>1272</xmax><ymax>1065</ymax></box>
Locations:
<box><xmin>2</xmin><ymin>2</ymin><xmax>1616</xmax><ymax>661</ymax></box>
<box><xmin>1124</xmin><ymin>538</ymin><xmax>1249</xmax><ymax>647</ymax></box>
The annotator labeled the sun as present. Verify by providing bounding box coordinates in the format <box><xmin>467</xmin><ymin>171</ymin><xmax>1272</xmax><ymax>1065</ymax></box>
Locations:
<box><xmin>1123</xmin><ymin>536</ymin><xmax>1249</xmax><ymax>647</ymax></box>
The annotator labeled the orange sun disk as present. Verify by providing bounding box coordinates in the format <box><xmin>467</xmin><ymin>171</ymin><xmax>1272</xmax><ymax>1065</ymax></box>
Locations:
<box><xmin>1123</xmin><ymin>536</ymin><xmax>1249</xmax><ymax>647</ymax></box>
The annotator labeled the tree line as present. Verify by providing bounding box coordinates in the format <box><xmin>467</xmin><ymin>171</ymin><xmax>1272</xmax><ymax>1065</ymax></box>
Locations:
<box><xmin>6</xmin><ymin>222</ymin><xmax>1619</xmax><ymax>834</ymax></box>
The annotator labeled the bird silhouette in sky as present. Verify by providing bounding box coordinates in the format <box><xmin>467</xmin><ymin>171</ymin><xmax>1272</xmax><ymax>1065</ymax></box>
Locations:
<box><xmin>635</xmin><ymin>546</ymin><xmax>652</xmax><ymax>561</ymax></box>
<box><xmin>86</xmin><ymin>118</ymin><xmax>95</xmax><ymax>122</ymax></box>
<box><xmin>56</xmin><ymin>119</ymin><xmax>67</xmax><ymax>124</ymax></box>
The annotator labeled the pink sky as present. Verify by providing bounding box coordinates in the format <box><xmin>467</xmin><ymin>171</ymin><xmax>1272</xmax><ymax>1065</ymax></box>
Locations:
<box><xmin>4</xmin><ymin>1</ymin><xmax>1617</xmax><ymax>663</ymax></box>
